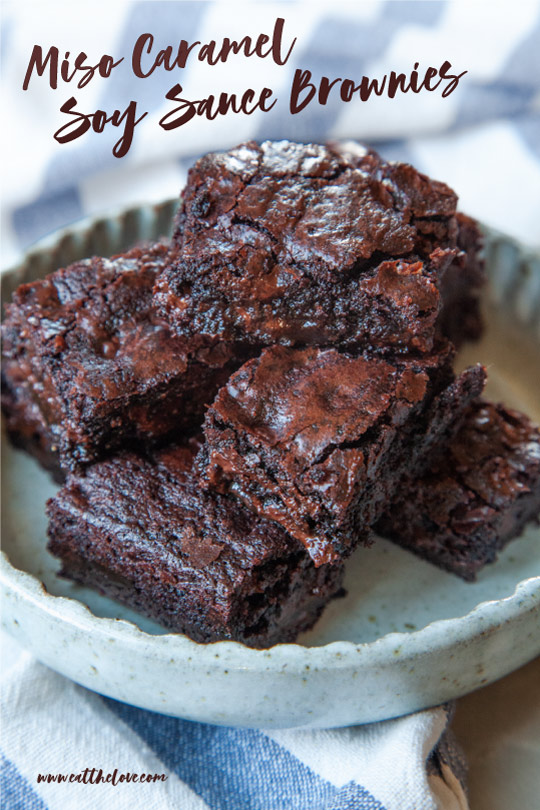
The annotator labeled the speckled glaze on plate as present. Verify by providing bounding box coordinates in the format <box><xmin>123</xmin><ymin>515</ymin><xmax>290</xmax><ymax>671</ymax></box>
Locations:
<box><xmin>1</xmin><ymin>202</ymin><xmax>539</xmax><ymax>729</ymax></box>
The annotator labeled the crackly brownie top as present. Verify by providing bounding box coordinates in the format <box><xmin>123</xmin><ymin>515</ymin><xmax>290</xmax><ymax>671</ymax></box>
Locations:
<box><xmin>414</xmin><ymin>401</ymin><xmax>540</xmax><ymax>526</ymax></box>
<box><xmin>2</xmin><ymin>242</ymin><xmax>230</xmax><ymax>402</ymax></box>
<box><xmin>178</xmin><ymin>140</ymin><xmax>458</xmax><ymax>273</ymax></box>
<box><xmin>52</xmin><ymin>442</ymin><xmax>308</xmax><ymax>589</ymax></box>
<box><xmin>157</xmin><ymin>140</ymin><xmax>464</xmax><ymax>350</ymax></box>
<box><xmin>205</xmin><ymin>344</ymin><xmax>452</xmax><ymax>468</ymax></box>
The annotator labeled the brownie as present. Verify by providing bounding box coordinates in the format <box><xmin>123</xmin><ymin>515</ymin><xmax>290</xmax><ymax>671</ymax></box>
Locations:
<box><xmin>437</xmin><ymin>212</ymin><xmax>485</xmax><ymax>346</ymax></box>
<box><xmin>197</xmin><ymin>343</ymin><xmax>486</xmax><ymax>565</ymax></box>
<box><xmin>1</xmin><ymin>242</ymin><xmax>242</xmax><ymax>475</ymax></box>
<box><xmin>46</xmin><ymin>442</ymin><xmax>344</xmax><ymax>648</ymax></box>
<box><xmin>155</xmin><ymin>139</ymin><xmax>484</xmax><ymax>352</ymax></box>
<box><xmin>376</xmin><ymin>401</ymin><xmax>540</xmax><ymax>580</ymax></box>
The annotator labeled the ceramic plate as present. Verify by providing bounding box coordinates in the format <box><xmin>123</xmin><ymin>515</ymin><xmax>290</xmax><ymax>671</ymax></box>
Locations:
<box><xmin>1</xmin><ymin>202</ymin><xmax>539</xmax><ymax>729</ymax></box>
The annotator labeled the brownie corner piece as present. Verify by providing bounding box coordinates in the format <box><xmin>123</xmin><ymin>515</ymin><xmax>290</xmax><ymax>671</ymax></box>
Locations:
<box><xmin>197</xmin><ymin>344</ymin><xmax>486</xmax><ymax>566</ymax></box>
<box><xmin>1</xmin><ymin>241</ymin><xmax>240</xmax><ymax>474</ymax></box>
<box><xmin>376</xmin><ymin>400</ymin><xmax>540</xmax><ymax>579</ymax></box>
<box><xmin>46</xmin><ymin>444</ymin><xmax>343</xmax><ymax>648</ymax></box>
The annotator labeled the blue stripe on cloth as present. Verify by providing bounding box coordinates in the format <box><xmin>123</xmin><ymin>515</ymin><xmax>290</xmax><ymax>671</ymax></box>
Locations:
<box><xmin>454</xmin><ymin>7</ymin><xmax>540</xmax><ymax>136</ymax></box>
<box><xmin>11</xmin><ymin>186</ymin><xmax>83</xmax><ymax>250</ymax></box>
<box><xmin>515</xmin><ymin>111</ymin><xmax>540</xmax><ymax>162</ymax></box>
<box><xmin>35</xmin><ymin>2</ymin><xmax>209</xmax><ymax>207</ymax></box>
<box><xmin>496</xmin><ymin>5</ymin><xmax>540</xmax><ymax>90</ymax></box>
<box><xmin>103</xmin><ymin>699</ymin><xmax>386</xmax><ymax>810</ymax></box>
<box><xmin>331</xmin><ymin>782</ymin><xmax>386</xmax><ymax>810</ymax></box>
<box><xmin>455</xmin><ymin>81</ymin><xmax>536</xmax><ymax>127</ymax></box>
<box><xmin>1</xmin><ymin>752</ymin><xmax>48</xmax><ymax>810</ymax></box>
<box><xmin>98</xmin><ymin>0</ymin><xmax>209</xmax><ymax>117</ymax></box>
<box><xmin>0</xmin><ymin>16</ymin><xmax>14</xmax><ymax>67</ymax></box>
<box><xmin>254</xmin><ymin>0</ymin><xmax>447</xmax><ymax>143</ymax></box>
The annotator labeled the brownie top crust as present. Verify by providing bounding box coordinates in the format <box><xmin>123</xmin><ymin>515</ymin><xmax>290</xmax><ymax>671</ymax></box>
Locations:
<box><xmin>2</xmin><ymin>242</ymin><xmax>231</xmax><ymax>406</ymax></box>
<box><xmin>433</xmin><ymin>400</ymin><xmax>540</xmax><ymax>514</ymax></box>
<box><xmin>210</xmin><ymin>345</ymin><xmax>436</xmax><ymax>467</ymax></box>
<box><xmin>179</xmin><ymin>140</ymin><xmax>458</xmax><ymax>271</ymax></box>
<box><xmin>156</xmin><ymin>139</ymin><xmax>472</xmax><ymax>351</ymax></box>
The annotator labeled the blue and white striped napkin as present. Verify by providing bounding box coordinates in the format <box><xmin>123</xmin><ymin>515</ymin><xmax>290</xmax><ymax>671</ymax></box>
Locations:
<box><xmin>1</xmin><ymin>635</ymin><xmax>468</xmax><ymax>810</ymax></box>
<box><xmin>2</xmin><ymin>2</ymin><xmax>540</xmax><ymax>808</ymax></box>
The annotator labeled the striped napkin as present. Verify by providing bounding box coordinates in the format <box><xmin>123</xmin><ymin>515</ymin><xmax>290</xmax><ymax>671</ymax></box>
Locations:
<box><xmin>1</xmin><ymin>635</ymin><xmax>468</xmax><ymax>810</ymax></box>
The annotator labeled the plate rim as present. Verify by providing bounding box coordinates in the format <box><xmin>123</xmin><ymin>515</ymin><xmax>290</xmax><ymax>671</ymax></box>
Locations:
<box><xmin>2</xmin><ymin>202</ymin><xmax>540</xmax><ymax>678</ymax></box>
<box><xmin>2</xmin><ymin>549</ymin><xmax>540</xmax><ymax>671</ymax></box>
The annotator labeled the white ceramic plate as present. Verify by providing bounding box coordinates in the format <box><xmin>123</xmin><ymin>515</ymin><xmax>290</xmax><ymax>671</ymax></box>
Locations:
<box><xmin>1</xmin><ymin>203</ymin><xmax>539</xmax><ymax>729</ymax></box>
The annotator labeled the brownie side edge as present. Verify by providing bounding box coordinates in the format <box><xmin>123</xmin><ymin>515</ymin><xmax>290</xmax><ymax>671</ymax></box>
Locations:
<box><xmin>46</xmin><ymin>448</ymin><xmax>344</xmax><ymax>648</ymax></box>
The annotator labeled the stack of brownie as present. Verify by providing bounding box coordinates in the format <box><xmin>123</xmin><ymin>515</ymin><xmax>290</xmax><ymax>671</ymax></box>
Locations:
<box><xmin>3</xmin><ymin>140</ymin><xmax>539</xmax><ymax>648</ymax></box>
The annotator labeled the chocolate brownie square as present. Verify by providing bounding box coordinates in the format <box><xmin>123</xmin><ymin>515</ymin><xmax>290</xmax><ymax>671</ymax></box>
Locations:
<box><xmin>2</xmin><ymin>242</ymin><xmax>241</xmax><ymax>475</ymax></box>
<box><xmin>155</xmin><ymin>140</ymin><xmax>484</xmax><ymax>352</ymax></box>
<box><xmin>46</xmin><ymin>443</ymin><xmax>344</xmax><ymax>648</ymax></box>
<box><xmin>197</xmin><ymin>343</ymin><xmax>486</xmax><ymax>565</ymax></box>
<box><xmin>376</xmin><ymin>401</ymin><xmax>540</xmax><ymax>579</ymax></box>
